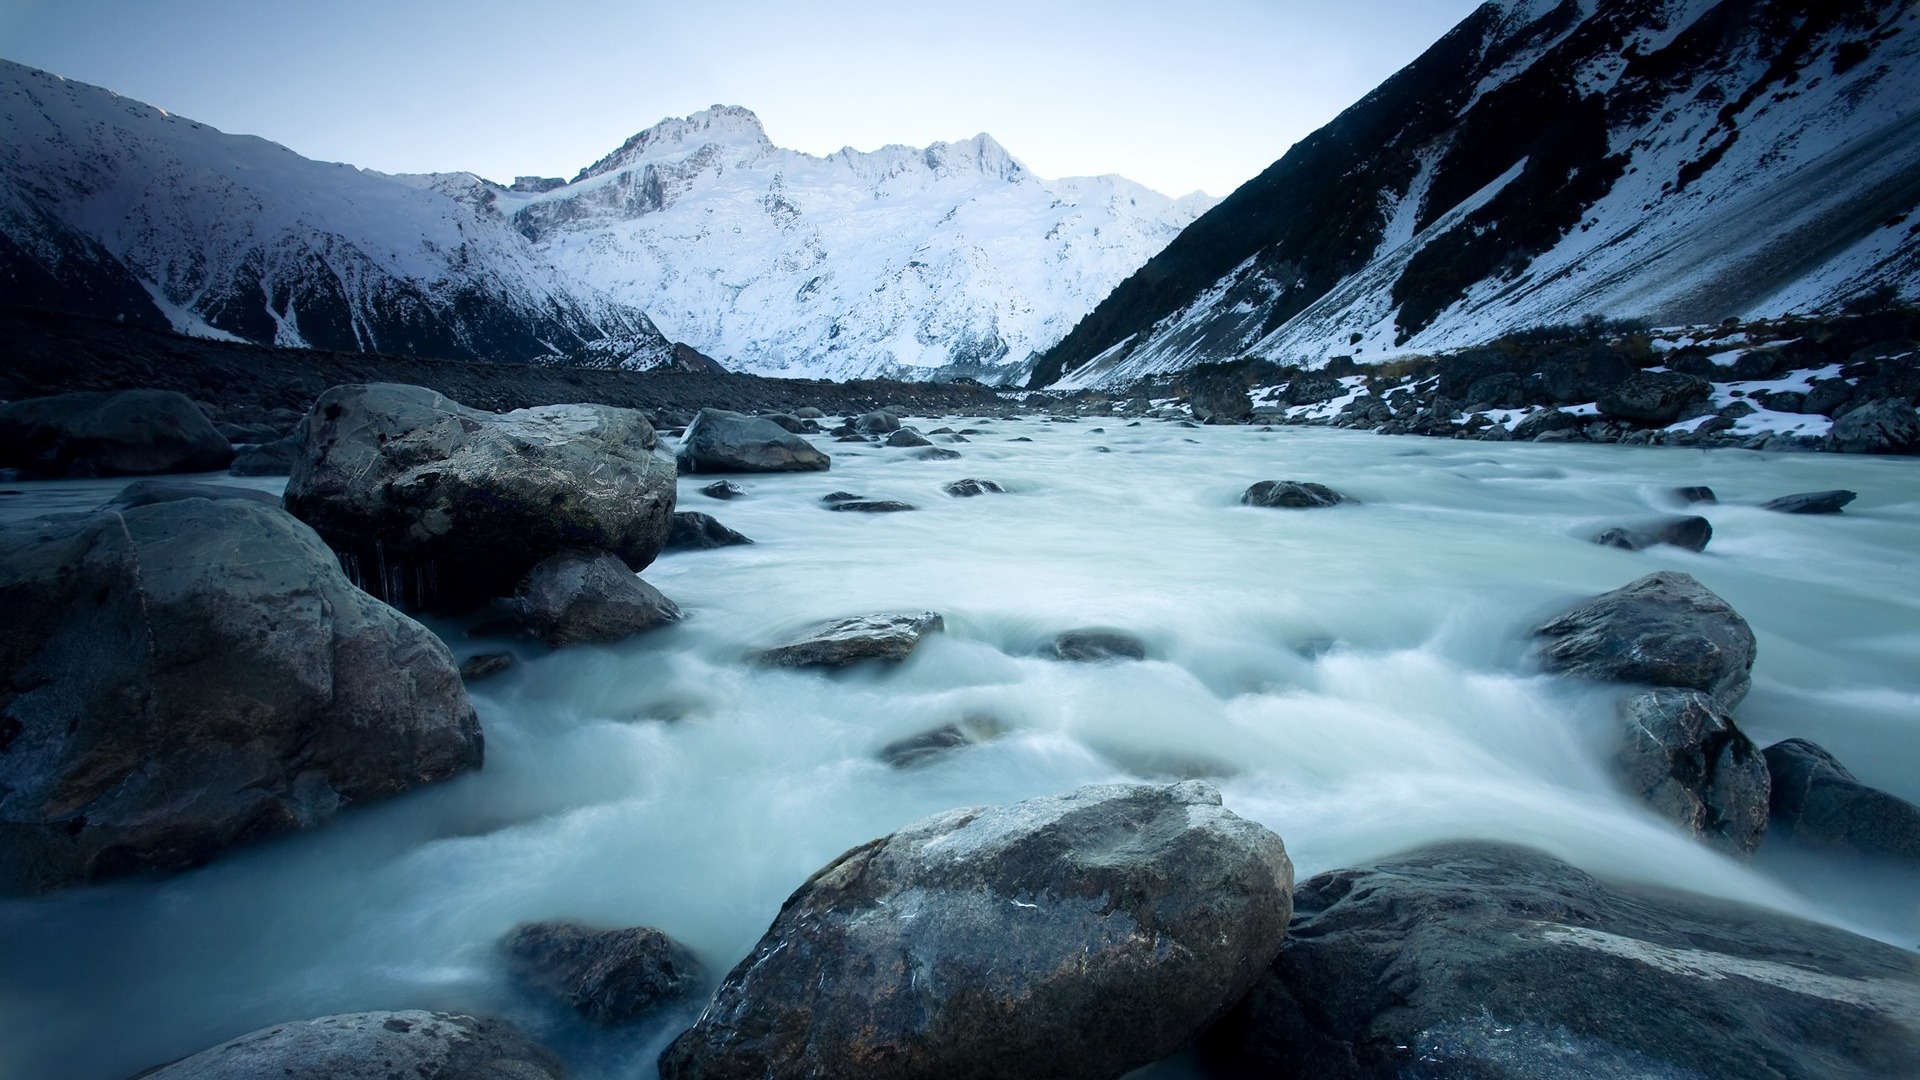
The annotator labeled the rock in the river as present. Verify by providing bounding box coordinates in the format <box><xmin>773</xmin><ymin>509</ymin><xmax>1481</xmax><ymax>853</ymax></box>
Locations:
<box><xmin>1200</xmin><ymin>841</ymin><xmax>1920</xmax><ymax>1080</ymax></box>
<box><xmin>1759</xmin><ymin>489</ymin><xmax>1857</xmax><ymax>514</ymax></box>
<box><xmin>1764</xmin><ymin>738</ymin><xmax>1920</xmax><ymax>863</ymax></box>
<box><xmin>107</xmin><ymin>478</ymin><xmax>280</xmax><ymax>509</ymax></box>
<box><xmin>1591</xmin><ymin>515</ymin><xmax>1712</xmax><ymax>552</ymax></box>
<box><xmin>459</xmin><ymin>651</ymin><xmax>518</xmax><ymax>682</ymax></box>
<box><xmin>503</xmin><ymin>921</ymin><xmax>704</xmax><ymax>1025</ymax></box>
<box><xmin>1829</xmin><ymin>398</ymin><xmax>1920</xmax><ymax>454</ymax></box>
<box><xmin>699</xmin><ymin>480</ymin><xmax>745</xmax><ymax>500</ymax></box>
<box><xmin>665</xmin><ymin>511</ymin><xmax>754</xmax><ymax>551</ymax></box>
<box><xmin>0</xmin><ymin>389</ymin><xmax>232</xmax><ymax>477</ymax></box>
<box><xmin>758</xmin><ymin>612</ymin><xmax>944</xmax><ymax>669</ymax></box>
<box><xmin>885</xmin><ymin>428</ymin><xmax>932</xmax><ymax>448</ymax></box>
<box><xmin>511</xmin><ymin>550</ymin><xmax>681</xmax><ymax>648</ymax></box>
<box><xmin>677</xmin><ymin>408</ymin><xmax>831</xmax><ymax>474</ymax></box>
<box><xmin>137</xmin><ymin>1011</ymin><xmax>563</xmax><ymax>1080</ymax></box>
<box><xmin>657</xmin><ymin>781</ymin><xmax>1293</xmax><ymax>1080</ymax></box>
<box><xmin>1045</xmin><ymin>629</ymin><xmax>1148</xmax><ymax>662</ymax></box>
<box><xmin>1534</xmin><ymin>571</ymin><xmax>1756</xmax><ymax>708</ymax></box>
<box><xmin>1670</xmin><ymin>485</ymin><xmax>1717</xmax><ymax>504</ymax></box>
<box><xmin>943</xmin><ymin>478</ymin><xmax>1004</xmax><ymax>497</ymax></box>
<box><xmin>1241</xmin><ymin>480</ymin><xmax>1350</xmax><ymax>509</ymax></box>
<box><xmin>0</xmin><ymin>499</ymin><xmax>480</xmax><ymax>895</ymax></box>
<box><xmin>878</xmin><ymin>716</ymin><xmax>1008</xmax><ymax>769</ymax></box>
<box><xmin>229</xmin><ymin>433</ymin><xmax>300</xmax><ymax>477</ymax></box>
<box><xmin>820</xmin><ymin>491</ymin><xmax>864</xmax><ymax>503</ymax></box>
<box><xmin>854</xmin><ymin>410</ymin><xmax>902</xmax><ymax>435</ymax></box>
<box><xmin>1617</xmin><ymin>689</ymin><xmax>1769</xmax><ymax>853</ymax></box>
<box><xmin>828</xmin><ymin>499</ymin><xmax>915</xmax><ymax>513</ymax></box>
<box><xmin>283</xmin><ymin>384</ymin><xmax>675</xmax><ymax>611</ymax></box>
<box><xmin>913</xmin><ymin>446</ymin><xmax>963</xmax><ymax>461</ymax></box>
<box><xmin>1597</xmin><ymin>370</ymin><xmax>1712</xmax><ymax>425</ymax></box>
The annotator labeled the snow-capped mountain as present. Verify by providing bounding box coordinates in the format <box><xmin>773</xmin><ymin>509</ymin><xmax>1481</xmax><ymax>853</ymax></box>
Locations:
<box><xmin>0</xmin><ymin>59</ymin><xmax>675</xmax><ymax>368</ymax></box>
<box><xmin>486</xmin><ymin>106</ymin><xmax>1216</xmax><ymax>382</ymax></box>
<box><xmin>1035</xmin><ymin>0</ymin><xmax>1920</xmax><ymax>388</ymax></box>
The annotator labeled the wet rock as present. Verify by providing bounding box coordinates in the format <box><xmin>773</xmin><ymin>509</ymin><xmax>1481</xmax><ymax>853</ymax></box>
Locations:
<box><xmin>1242</xmin><ymin>480</ymin><xmax>1350</xmax><ymax>508</ymax></box>
<box><xmin>820</xmin><ymin>491</ymin><xmax>864</xmax><ymax>503</ymax></box>
<box><xmin>0</xmin><ymin>389</ymin><xmax>232</xmax><ymax>477</ymax></box>
<box><xmin>943</xmin><ymin>478</ymin><xmax>1004</xmax><ymax>497</ymax></box>
<box><xmin>0</xmin><ymin>499</ymin><xmax>480</xmax><ymax>895</ymax></box>
<box><xmin>1511</xmin><ymin>407</ymin><xmax>1582</xmax><ymax>440</ymax></box>
<box><xmin>699</xmin><ymin>480</ymin><xmax>745</xmax><ymax>500</ymax></box>
<box><xmin>794</xmin><ymin>407</ymin><xmax>826</xmax><ymax>420</ymax></box>
<box><xmin>1618</xmin><ymin>689</ymin><xmax>1769</xmax><ymax>853</ymax></box>
<box><xmin>1598</xmin><ymin>371</ymin><xmax>1712</xmax><ymax>425</ymax></box>
<box><xmin>1671</xmin><ymin>485</ymin><xmax>1717</xmax><ymax>504</ymax></box>
<box><xmin>827</xmin><ymin>500</ymin><xmax>915</xmax><ymax>513</ymax></box>
<box><xmin>1534</xmin><ymin>571</ymin><xmax>1756</xmax><ymax>708</ymax></box>
<box><xmin>853</xmin><ymin>410</ymin><xmax>902</xmax><ymax>435</ymax></box>
<box><xmin>284</xmin><ymin>383</ymin><xmax>676</xmax><ymax>611</ymax></box>
<box><xmin>1829</xmin><ymin>398</ymin><xmax>1920</xmax><ymax>454</ymax></box>
<box><xmin>677</xmin><ymin>408</ymin><xmax>831</xmax><ymax>474</ymax></box>
<box><xmin>758</xmin><ymin>412</ymin><xmax>817</xmax><ymax>434</ymax></box>
<box><xmin>503</xmin><ymin>921</ymin><xmax>704</xmax><ymax>1025</ymax></box>
<box><xmin>1044</xmin><ymin>629</ymin><xmax>1148</xmax><ymax>662</ymax></box>
<box><xmin>757</xmin><ymin>612</ymin><xmax>944</xmax><ymax>669</ymax></box>
<box><xmin>1764</xmin><ymin>738</ymin><xmax>1920</xmax><ymax>863</ymax></box>
<box><xmin>459</xmin><ymin>652</ymin><xmax>517</xmax><ymax>682</ymax></box>
<box><xmin>913</xmin><ymin>446</ymin><xmax>962</xmax><ymax>461</ymax></box>
<box><xmin>107</xmin><ymin>478</ymin><xmax>280</xmax><ymax>509</ymax></box>
<box><xmin>878</xmin><ymin>716</ymin><xmax>1008</xmax><ymax>769</ymax></box>
<box><xmin>218</xmin><ymin>421</ymin><xmax>285</xmax><ymax>443</ymax></box>
<box><xmin>665</xmin><ymin>511</ymin><xmax>754</xmax><ymax>551</ymax></box>
<box><xmin>1202</xmin><ymin>841</ymin><xmax>1920</xmax><ymax>1080</ymax></box>
<box><xmin>511</xmin><ymin>550</ymin><xmax>681</xmax><ymax>648</ymax></box>
<box><xmin>1591</xmin><ymin>515</ymin><xmax>1712</xmax><ymax>552</ymax></box>
<box><xmin>136</xmin><ymin>1010</ymin><xmax>563</xmax><ymax>1080</ymax></box>
<box><xmin>1010</xmin><ymin>436</ymin><xmax>1034</xmax><ymax>442</ymax></box>
<box><xmin>229</xmin><ymin>433</ymin><xmax>300</xmax><ymax>476</ymax></box>
<box><xmin>1760</xmin><ymin>489</ymin><xmax>1857</xmax><ymax>514</ymax></box>
<box><xmin>657</xmin><ymin>782</ymin><xmax>1293</xmax><ymax>1080</ymax></box>
<box><xmin>885</xmin><ymin>428</ymin><xmax>932</xmax><ymax>448</ymax></box>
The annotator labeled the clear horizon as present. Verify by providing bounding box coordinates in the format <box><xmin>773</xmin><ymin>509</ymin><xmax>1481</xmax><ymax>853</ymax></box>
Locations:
<box><xmin>0</xmin><ymin>0</ymin><xmax>1484</xmax><ymax>197</ymax></box>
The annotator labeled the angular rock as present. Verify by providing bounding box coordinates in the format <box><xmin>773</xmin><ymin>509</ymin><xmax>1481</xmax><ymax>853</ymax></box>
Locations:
<box><xmin>943</xmin><ymin>478</ymin><xmax>1005</xmax><ymax>497</ymax></box>
<box><xmin>658</xmin><ymin>782</ymin><xmax>1293</xmax><ymax>1080</ymax></box>
<box><xmin>884</xmin><ymin>428</ymin><xmax>932</xmax><ymax>448</ymax></box>
<box><xmin>1598</xmin><ymin>371</ymin><xmax>1712</xmax><ymax>425</ymax></box>
<box><xmin>1618</xmin><ymin>689</ymin><xmax>1769</xmax><ymax>853</ymax></box>
<box><xmin>136</xmin><ymin>1011</ymin><xmax>562</xmax><ymax>1080</ymax></box>
<box><xmin>229</xmin><ymin>433</ymin><xmax>300</xmax><ymax>477</ymax></box>
<box><xmin>0</xmin><ymin>499</ymin><xmax>481</xmax><ymax>895</ymax></box>
<box><xmin>828</xmin><ymin>500</ymin><xmax>915</xmax><ymax>513</ymax></box>
<box><xmin>665</xmin><ymin>511</ymin><xmax>754</xmax><ymax>551</ymax></box>
<box><xmin>107</xmin><ymin>478</ymin><xmax>280</xmax><ymax>509</ymax></box>
<box><xmin>758</xmin><ymin>612</ymin><xmax>943</xmax><ymax>669</ymax></box>
<box><xmin>1764</xmin><ymin>738</ymin><xmax>1920</xmax><ymax>863</ymax></box>
<box><xmin>878</xmin><ymin>716</ymin><xmax>1008</xmax><ymax>769</ymax></box>
<box><xmin>511</xmin><ymin>550</ymin><xmax>681</xmax><ymax>648</ymax></box>
<box><xmin>1534</xmin><ymin>571</ymin><xmax>1756</xmax><ymax>708</ymax></box>
<box><xmin>503</xmin><ymin>921</ymin><xmax>704</xmax><ymax>1025</ymax></box>
<box><xmin>699</xmin><ymin>480</ymin><xmax>745</xmax><ymax>500</ymax></box>
<box><xmin>677</xmin><ymin>408</ymin><xmax>831</xmax><ymax>474</ymax></box>
<box><xmin>1044</xmin><ymin>629</ymin><xmax>1148</xmax><ymax>663</ymax></box>
<box><xmin>1591</xmin><ymin>515</ymin><xmax>1712</xmax><ymax>552</ymax></box>
<box><xmin>284</xmin><ymin>384</ymin><xmax>676</xmax><ymax>611</ymax></box>
<box><xmin>1829</xmin><ymin>398</ymin><xmax>1920</xmax><ymax>454</ymax></box>
<box><xmin>459</xmin><ymin>651</ymin><xmax>518</xmax><ymax>682</ymax></box>
<box><xmin>0</xmin><ymin>389</ymin><xmax>232</xmax><ymax>477</ymax></box>
<box><xmin>1242</xmin><ymin>480</ymin><xmax>1350</xmax><ymax>509</ymax></box>
<box><xmin>1202</xmin><ymin>841</ymin><xmax>1920</xmax><ymax>1080</ymax></box>
<box><xmin>1760</xmin><ymin>489</ymin><xmax>1857</xmax><ymax>514</ymax></box>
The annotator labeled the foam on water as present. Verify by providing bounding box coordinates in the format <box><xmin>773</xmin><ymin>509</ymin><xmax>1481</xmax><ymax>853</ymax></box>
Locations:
<box><xmin>2</xmin><ymin>421</ymin><xmax>1916</xmax><ymax>1079</ymax></box>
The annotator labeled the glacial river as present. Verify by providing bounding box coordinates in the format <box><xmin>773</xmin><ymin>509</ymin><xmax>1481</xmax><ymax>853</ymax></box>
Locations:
<box><xmin>3</xmin><ymin>418</ymin><xmax>1917</xmax><ymax>1079</ymax></box>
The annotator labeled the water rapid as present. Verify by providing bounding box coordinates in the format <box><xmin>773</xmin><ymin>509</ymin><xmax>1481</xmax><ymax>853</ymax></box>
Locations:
<box><xmin>2</xmin><ymin>419</ymin><xmax>1916</xmax><ymax>1080</ymax></box>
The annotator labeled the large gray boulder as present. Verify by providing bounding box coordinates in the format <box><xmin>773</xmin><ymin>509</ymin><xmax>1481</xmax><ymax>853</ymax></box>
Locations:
<box><xmin>1534</xmin><ymin>571</ymin><xmax>1756</xmax><ymax>708</ymax></box>
<box><xmin>1242</xmin><ymin>480</ymin><xmax>1351</xmax><ymax>509</ymax></box>
<box><xmin>658</xmin><ymin>782</ymin><xmax>1293</xmax><ymax>1080</ymax></box>
<box><xmin>1201</xmin><ymin>841</ymin><xmax>1920</xmax><ymax>1080</ymax></box>
<box><xmin>509</xmin><ymin>549</ymin><xmax>682</xmax><ymax>648</ymax></box>
<box><xmin>0</xmin><ymin>498</ymin><xmax>481</xmax><ymax>895</ymax></box>
<box><xmin>1829</xmin><ymin>398</ymin><xmax>1920</xmax><ymax>454</ymax></box>
<box><xmin>757</xmin><ymin>612</ymin><xmax>944</xmax><ymax>669</ymax></box>
<box><xmin>503</xmin><ymin>921</ymin><xmax>705</xmax><ymax>1025</ymax></box>
<box><xmin>1597</xmin><ymin>370</ymin><xmax>1712</xmax><ymax>425</ymax></box>
<box><xmin>677</xmin><ymin>408</ymin><xmax>831</xmax><ymax>473</ymax></box>
<box><xmin>1764</xmin><ymin>738</ymin><xmax>1920</xmax><ymax>863</ymax></box>
<box><xmin>0</xmin><ymin>389</ymin><xmax>232</xmax><ymax>477</ymax></box>
<box><xmin>1617</xmin><ymin>689</ymin><xmax>1769</xmax><ymax>853</ymax></box>
<box><xmin>283</xmin><ymin>383</ymin><xmax>676</xmax><ymax>611</ymax></box>
<box><xmin>136</xmin><ymin>1011</ymin><xmax>562</xmax><ymax>1080</ymax></box>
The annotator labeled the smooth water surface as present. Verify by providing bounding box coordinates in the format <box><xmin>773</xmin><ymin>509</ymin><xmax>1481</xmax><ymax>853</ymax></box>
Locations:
<box><xmin>3</xmin><ymin>421</ymin><xmax>1917</xmax><ymax>1079</ymax></box>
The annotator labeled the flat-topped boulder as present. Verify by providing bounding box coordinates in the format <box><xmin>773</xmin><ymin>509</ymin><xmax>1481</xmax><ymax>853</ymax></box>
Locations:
<box><xmin>658</xmin><ymin>781</ymin><xmax>1293</xmax><ymax>1080</ymax></box>
<box><xmin>1201</xmin><ymin>841</ymin><xmax>1920</xmax><ymax>1080</ymax></box>
<box><xmin>677</xmin><ymin>408</ymin><xmax>831</xmax><ymax>474</ymax></box>
<box><xmin>1534</xmin><ymin>571</ymin><xmax>1756</xmax><ymax>708</ymax></box>
<box><xmin>758</xmin><ymin>612</ymin><xmax>944</xmax><ymax>669</ymax></box>
<box><xmin>284</xmin><ymin>383</ymin><xmax>676</xmax><ymax>611</ymax></box>
<box><xmin>0</xmin><ymin>499</ymin><xmax>480</xmax><ymax>895</ymax></box>
<box><xmin>0</xmin><ymin>389</ymin><xmax>232</xmax><ymax>477</ymax></box>
<box><xmin>136</xmin><ymin>1011</ymin><xmax>562</xmax><ymax>1080</ymax></box>
<box><xmin>1760</xmin><ymin>489</ymin><xmax>1857</xmax><ymax>514</ymax></box>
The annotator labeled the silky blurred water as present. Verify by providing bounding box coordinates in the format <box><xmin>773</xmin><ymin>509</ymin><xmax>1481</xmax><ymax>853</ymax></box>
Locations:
<box><xmin>2</xmin><ymin>420</ymin><xmax>1917</xmax><ymax>1080</ymax></box>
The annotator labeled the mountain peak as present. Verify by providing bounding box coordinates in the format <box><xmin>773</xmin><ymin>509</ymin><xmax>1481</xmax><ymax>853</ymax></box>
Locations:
<box><xmin>573</xmin><ymin>105</ymin><xmax>772</xmax><ymax>183</ymax></box>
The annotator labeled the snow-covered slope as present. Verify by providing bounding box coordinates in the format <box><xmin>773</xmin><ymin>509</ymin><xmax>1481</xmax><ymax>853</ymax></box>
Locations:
<box><xmin>1038</xmin><ymin>0</ymin><xmax>1920</xmax><ymax>388</ymax></box>
<box><xmin>0</xmin><ymin>59</ymin><xmax>674</xmax><ymax>367</ymax></box>
<box><xmin>486</xmin><ymin>106</ymin><xmax>1214</xmax><ymax>382</ymax></box>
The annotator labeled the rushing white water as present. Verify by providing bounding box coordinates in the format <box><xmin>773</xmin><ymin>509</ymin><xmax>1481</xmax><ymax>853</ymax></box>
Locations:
<box><xmin>2</xmin><ymin>421</ymin><xmax>1917</xmax><ymax>1080</ymax></box>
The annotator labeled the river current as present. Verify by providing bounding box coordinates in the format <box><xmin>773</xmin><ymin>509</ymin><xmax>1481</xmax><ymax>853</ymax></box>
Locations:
<box><xmin>2</xmin><ymin>418</ymin><xmax>1917</xmax><ymax>1079</ymax></box>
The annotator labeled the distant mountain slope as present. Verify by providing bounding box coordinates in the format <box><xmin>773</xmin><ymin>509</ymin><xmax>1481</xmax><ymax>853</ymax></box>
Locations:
<box><xmin>472</xmin><ymin>106</ymin><xmax>1214</xmax><ymax>383</ymax></box>
<box><xmin>0</xmin><ymin>59</ymin><xmax>675</xmax><ymax>368</ymax></box>
<box><xmin>1034</xmin><ymin>0</ymin><xmax>1920</xmax><ymax>388</ymax></box>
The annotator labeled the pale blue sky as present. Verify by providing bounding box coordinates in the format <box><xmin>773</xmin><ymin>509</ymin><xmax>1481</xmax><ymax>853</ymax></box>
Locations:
<box><xmin>0</xmin><ymin>0</ymin><xmax>1484</xmax><ymax>197</ymax></box>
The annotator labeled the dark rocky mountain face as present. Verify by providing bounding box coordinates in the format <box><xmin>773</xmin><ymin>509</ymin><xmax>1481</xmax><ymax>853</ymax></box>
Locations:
<box><xmin>1034</xmin><ymin>0</ymin><xmax>1920</xmax><ymax>387</ymax></box>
